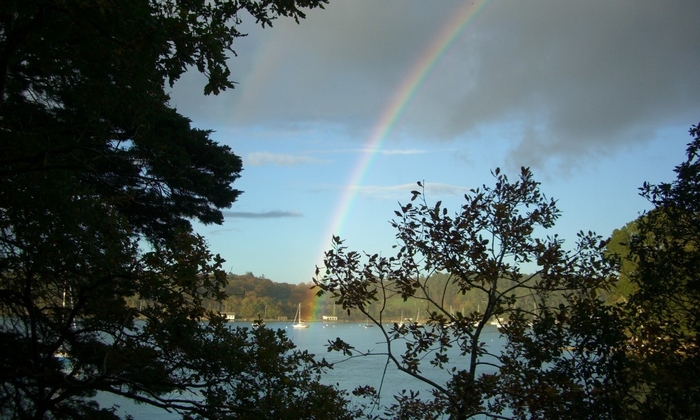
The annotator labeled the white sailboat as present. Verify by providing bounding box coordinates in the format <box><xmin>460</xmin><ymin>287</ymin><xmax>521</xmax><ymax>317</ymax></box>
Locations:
<box><xmin>292</xmin><ymin>303</ymin><xmax>309</xmax><ymax>329</ymax></box>
<box><xmin>396</xmin><ymin>310</ymin><xmax>405</xmax><ymax>327</ymax></box>
<box><xmin>489</xmin><ymin>316</ymin><xmax>506</xmax><ymax>327</ymax></box>
<box><xmin>55</xmin><ymin>284</ymin><xmax>74</xmax><ymax>359</ymax></box>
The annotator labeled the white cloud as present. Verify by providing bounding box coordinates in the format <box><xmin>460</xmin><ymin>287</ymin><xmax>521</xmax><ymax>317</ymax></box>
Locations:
<box><xmin>351</xmin><ymin>182</ymin><xmax>469</xmax><ymax>200</ymax></box>
<box><xmin>246</xmin><ymin>152</ymin><xmax>327</xmax><ymax>167</ymax></box>
<box><xmin>328</xmin><ymin>148</ymin><xmax>430</xmax><ymax>155</ymax></box>
<box><xmin>222</xmin><ymin>210</ymin><xmax>303</xmax><ymax>219</ymax></box>
<box><xmin>374</xmin><ymin>148</ymin><xmax>429</xmax><ymax>156</ymax></box>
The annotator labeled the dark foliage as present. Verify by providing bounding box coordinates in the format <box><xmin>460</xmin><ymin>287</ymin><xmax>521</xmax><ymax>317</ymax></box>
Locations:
<box><xmin>620</xmin><ymin>122</ymin><xmax>700</xmax><ymax>419</ymax></box>
<box><xmin>315</xmin><ymin>168</ymin><xmax>625</xmax><ymax>419</ymax></box>
<box><xmin>0</xmin><ymin>1</ymin><xmax>361</xmax><ymax>419</ymax></box>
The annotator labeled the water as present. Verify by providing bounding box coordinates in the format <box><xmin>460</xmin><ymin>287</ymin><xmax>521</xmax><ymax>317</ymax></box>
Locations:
<box><xmin>99</xmin><ymin>322</ymin><xmax>507</xmax><ymax>418</ymax></box>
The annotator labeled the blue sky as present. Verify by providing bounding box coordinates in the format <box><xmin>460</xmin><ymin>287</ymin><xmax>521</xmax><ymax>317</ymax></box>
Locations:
<box><xmin>169</xmin><ymin>0</ymin><xmax>699</xmax><ymax>285</ymax></box>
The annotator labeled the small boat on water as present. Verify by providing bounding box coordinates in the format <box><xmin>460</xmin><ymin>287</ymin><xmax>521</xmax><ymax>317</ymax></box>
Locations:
<box><xmin>413</xmin><ymin>309</ymin><xmax>422</xmax><ymax>326</ymax></box>
<box><xmin>292</xmin><ymin>303</ymin><xmax>309</xmax><ymax>329</ymax></box>
<box><xmin>395</xmin><ymin>311</ymin><xmax>405</xmax><ymax>328</ymax></box>
<box><xmin>490</xmin><ymin>317</ymin><xmax>507</xmax><ymax>327</ymax></box>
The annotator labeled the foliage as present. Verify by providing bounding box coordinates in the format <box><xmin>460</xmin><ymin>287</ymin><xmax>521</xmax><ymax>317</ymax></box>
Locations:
<box><xmin>218</xmin><ymin>274</ymin><xmax>318</xmax><ymax>320</ymax></box>
<box><xmin>620</xmin><ymin>122</ymin><xmax>700</xmax><ymax>419</ymax></box>
<box><xmin>604</xmin><ymin>220</ymin><xmax>638</xmax><ymax>303</ymax></box>
<box><xmin>0</xmin><ymin>0</ymin><xmax>359</xmax><ymax>419</ymax></box>
<box><xmin>315</xmin><ymin>167</ymin><xmax>625</xmax><ymax>419</ymax></box>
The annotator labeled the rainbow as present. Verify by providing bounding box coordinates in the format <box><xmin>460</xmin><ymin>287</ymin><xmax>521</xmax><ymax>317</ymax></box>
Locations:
<box><xmin>311</xmin><ymin>0</ymin><xmax>491</xmax><ymax>320</ymax></box>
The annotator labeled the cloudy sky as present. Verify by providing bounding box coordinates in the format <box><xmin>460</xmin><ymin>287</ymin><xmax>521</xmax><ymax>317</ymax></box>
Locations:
<box><xmin>170</xmin><ymin>0</ymin><xmax>700</xmax><ymax>284</ymax></box>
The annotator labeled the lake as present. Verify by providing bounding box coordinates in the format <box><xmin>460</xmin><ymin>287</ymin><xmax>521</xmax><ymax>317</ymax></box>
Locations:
<box><xmin>99</xmin><ymin>322</ymin><xmax>507</xmax><ymax>418</ymax></box>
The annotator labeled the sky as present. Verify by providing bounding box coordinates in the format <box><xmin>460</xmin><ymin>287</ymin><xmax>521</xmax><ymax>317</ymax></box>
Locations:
<box><xmin>168</xmin><ymin>0</ymin><xmax>700</xmax><ymax>285</ymax></box>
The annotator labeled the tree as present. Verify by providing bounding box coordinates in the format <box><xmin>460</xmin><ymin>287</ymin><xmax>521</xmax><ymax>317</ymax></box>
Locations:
<box><xmin>0</xmin><ymin>0</ymin><xmax>360</xmax><ymax>419</ymax></box>
<box><xmin>619</xmin><ymin>122</ymin><xmax>700</xmax><ymax>419</ymax></box>
<box><xmin>314</xmin><ymin>167</ymin><xmax>627</xmax><ymax>419</ymax></box>
<box><xmin>604</xmin><ymin>220</ymin><xmax>639</xmax><ymax>303</ymax></box>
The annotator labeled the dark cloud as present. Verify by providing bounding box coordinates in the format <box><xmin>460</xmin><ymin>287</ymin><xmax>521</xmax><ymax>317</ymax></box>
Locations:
<box><xmin>170</xmin><ymin>0</ymin><xmax>700</xmax><ymax>170</ymax></box>
<box><xmin>223</xmin><ymin>211</ymin><xmax>303</xmax><ymax>219</ymax></box>
<box><xmin>433</xmin><ymin>0</ymin><xmax>700</xmax><ymax>170</ymax></box>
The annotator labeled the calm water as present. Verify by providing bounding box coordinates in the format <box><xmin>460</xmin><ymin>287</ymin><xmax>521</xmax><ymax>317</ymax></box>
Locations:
<box><xmin>99</xmin><ymin>322</ymin><xmax>507</xmax><ymax>418</ymax></box>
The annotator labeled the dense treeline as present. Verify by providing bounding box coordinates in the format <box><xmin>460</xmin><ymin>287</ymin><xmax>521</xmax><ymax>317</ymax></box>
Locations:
<box><xmin>192</xmin><ymin>271</ymin><xmax>566</xmax><ymax>322</ymax></box>
<box><xmin>220</xmin><ymin>273</ymin><xmax>316</xmax><ymax>319</ymax></box>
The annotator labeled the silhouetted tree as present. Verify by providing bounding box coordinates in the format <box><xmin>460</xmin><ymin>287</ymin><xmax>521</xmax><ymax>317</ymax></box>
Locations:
<box><xmin>315</xmin><ymin>167</ymin><xmax>626</xmax><ymax>419</ymax></box>
<box><xmin>0</xmin><ymin>0</ymin><xmax>362</xmax><ymax>418</ymax></box>
<box><xmin>620</xmin><ymin>122</ymin><xmax>700</xmax><ymax>419</ymax></box>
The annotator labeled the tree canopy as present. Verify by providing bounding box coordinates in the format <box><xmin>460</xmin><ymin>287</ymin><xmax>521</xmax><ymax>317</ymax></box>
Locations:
<box><xmin>618</xmin><ymin>122</ymin><xmax>700</xmax><ymax>418</ymax></box>
<box><xmin>0</xmin><ymin>1</ymin><xmax>362</xmax><ymax>419</ymax></box>
<box><xmin>603</xmin><ymin>220</ymin><xmax>638</xmax><ymax>303</ymax></box>
<box><xmin>315</xmin><ymin>167</ymin><xmax>626</xmax><ymax>419</ymax></box>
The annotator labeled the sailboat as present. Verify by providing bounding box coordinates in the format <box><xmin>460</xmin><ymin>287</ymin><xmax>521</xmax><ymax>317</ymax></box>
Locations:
<box><xmin>396</xmin><ymin>310</ymin><xmax>405</xmax><ymax>328</ymax></box>
<box><xmin>489</xmin><ymin>316</ymin><xmax>506</xmax><ymax>327</ymax></box>
<box><xmin>292</xmin><ymin>303</ymin><xmax>309</xmax><ymax>329</ymax></box>
<box><xmin>363</xmin><ymin>316</ymin><xmax>374</xmax><ymax>328</ymax></box>
<box><xmin>54</xmin><ymin>285</ymin><xmax>73</xmax><ymax>359</ymax></box>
